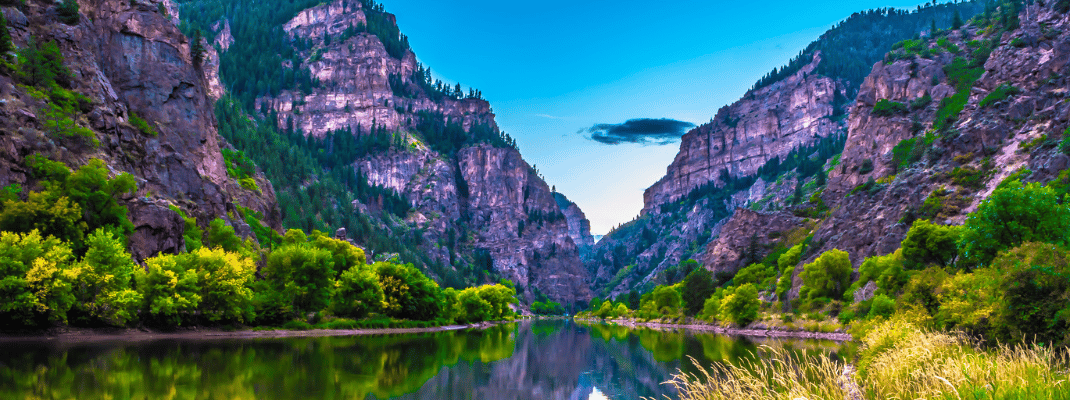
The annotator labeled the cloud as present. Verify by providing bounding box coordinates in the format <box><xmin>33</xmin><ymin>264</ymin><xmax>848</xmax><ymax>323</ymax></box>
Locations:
<box><xmin>582</xmin><ymin>118</ymin><xmax>696</xmax><ymax>145</ymax></box>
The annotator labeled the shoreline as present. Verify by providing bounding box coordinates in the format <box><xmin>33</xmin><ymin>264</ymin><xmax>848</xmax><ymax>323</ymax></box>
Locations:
<box><xmin>576</xmin><ymin>318</ymin><xmax>854</xmax><ymax>342</ymax></box>
<box><xmin>0</xmin><ymin>321</ymin><xmax>505</xmax><ymax>343</ymax></box>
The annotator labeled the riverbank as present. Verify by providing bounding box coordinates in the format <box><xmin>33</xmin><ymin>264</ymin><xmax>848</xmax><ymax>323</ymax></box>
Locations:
<box><xmin>0</xmin><ymin>321</ymin><xmax>506</xmax><ymax>343</ymax></box>
<box><xmin>575</xmin><ymin>317</ymin><xmax>853</xmax><ymax>341</ymax></box>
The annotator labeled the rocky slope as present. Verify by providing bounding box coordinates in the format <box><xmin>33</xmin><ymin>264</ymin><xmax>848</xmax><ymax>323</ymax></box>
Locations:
<box><xmin>587</xmin><ymin>2</ymin><xmax>988</xmax><ymax>299</ymax></box>
<box><xmin>0</xmin><ymin>0</ymin><xmax>280</xmax><ymax>259</ymax></box>
<box><xmin>701</xmin><ymin>2</ymin><xmax>1070</xmax><ymax>301</ymax></box>
<box><xmin>194</xmin><ymin>0</ymin><xmax>591</xmax><ymax>306</ymax></box>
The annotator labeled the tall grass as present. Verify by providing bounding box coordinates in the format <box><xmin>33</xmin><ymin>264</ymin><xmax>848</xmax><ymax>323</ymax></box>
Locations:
<box><xmin>666</xmin><ymin>319</ymin><xmax>1070</xmax><ymax>400</ymax></box>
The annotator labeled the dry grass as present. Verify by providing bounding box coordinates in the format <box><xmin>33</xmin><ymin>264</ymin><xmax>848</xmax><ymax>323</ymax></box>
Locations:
<box><xmin>666</xmin><ymin>318</ymin><xmax>1070</xmax><ymax>400</ymax></box>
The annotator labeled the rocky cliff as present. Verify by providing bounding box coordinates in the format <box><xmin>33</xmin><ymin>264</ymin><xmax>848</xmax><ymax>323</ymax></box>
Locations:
<box><xmin>643</xmin><ymin>54</ymin><xmax>846</xmax><ymax>213</ymax></box>
<box><xmin>554</xmin><ymin>192</ymin><xmax>595</xmax><ymax>254</ymax></box>
<box><xmin>193</xmin><ymin>0</ymin><xmax>591</xmax><ymax>306</ymax></box>
<box><xmin>0</xmin><ymin>0</ymin><xmax>280</xmax><ymax>259</ymax></box>
<box><xmin>698</xmin><ymin>2</ymin><xmax>1070</xmax><ymax>300</ymax></box>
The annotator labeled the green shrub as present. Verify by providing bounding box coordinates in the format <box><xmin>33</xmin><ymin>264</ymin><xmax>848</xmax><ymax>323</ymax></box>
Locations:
<box><xmin>987</xmin><ymin>242</ymin><xmax>1070</xmax><ymax>343</ymax></box>
<box><xmin>901</xmin><ymin>219</ymin><xmax>960</xmax><ymax>270</ymax></box>
<box><xmin>869</xmin><ymin>294</ymin><xmax>896</xmax><ymax>318</ymax></box>
<box><xmin>652</xmin><ymin>285</ymin><xmax>682</xmax><ymax>315</ymax></box>
<box><xmin>282</xmin><ymin>320</ymin><xmax>312</xmax><ymax>331</ymax></box>
<box><xmin>0</xmin><ymin>230</ymin><xmax>77</xmax><ymax>326</ymax></box>
<box><xmin>72</xmin><ymin>228</ymin><xmax>142</xmax><ymax>326</ymax></box>
<box><xmin>331</xmin><ymin>266</ymin><xmax>382</xmax><ymax>319</ymax></box>
<box><xmin>263</xmin><ymin>244</ymin><xmax>336</xmax><ymax>315</ymax></box>
<box><xmin>979</xmin><ymin>83</ymin><xmax>1020</xmax><ymax>108</ymax></box>
<box><xmin>720</xmin><ymin>284</ymin><xmax>760</xmax><ymax>326</ymax></box>
<box><xmin>800</xmin><ymin>249</ymin><xmax>852</xmax><ymax>301</ymax></box>
<box><xmin>910</xmin><ymin>93</ymin><xmax>932</xmax><ymax>109</ymax></box>
<box><xmin>184</xmin><ymin>247</ymin><xmax>256</xmax><ymax>323</ymax></box>
<box><xmin>135</xmin><ymin>253</ymin><xmax>200</xmax><ymax>326</ymax></box>
<box><xmin>859</xmin><ymin>159</ymin><xmax>874</xmax><ymax>175</ymax></box>
<box><xmin>872</xmin><ymin>99</ymin><xmax>909</xmax><ymax>117</ymax></box>
<box><xmin>959</xmin><ymin>181</ymin><xmax>1070</xmax><ymax>267</ymax></box>
<box><xmin>698</xmin><ymin>295</ymin><xmax>720</xmax><ymax>322</ymax></box>
<box><xmin>129</xmin><ymin>112</ymin><xmax>158</xmax><ymax>136</ymax></box>
<box><xmin>374</xmin><ymin>261</ymin><xmax>444</xmax><ymax>321</ymax></box>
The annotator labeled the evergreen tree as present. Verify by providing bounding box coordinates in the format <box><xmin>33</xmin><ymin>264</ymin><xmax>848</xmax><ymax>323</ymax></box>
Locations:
<box><xmin>191</xmin><ymin>29</ymin><xmax>206</xmax><ymax>66</ymax></box>
<box><xmin>57</xmin><ymin>0</ymin><xmax>80</xmax><ymax>25</ymax></box>
<box><xmin>0</xmin><ymin>11</ymin><xmax>12</xmax><ymax>61</ymax></box>
<box><xmin>952</xmin><ymin>9</ymin><xmax>964</xmax><ymax>29</ymax></box>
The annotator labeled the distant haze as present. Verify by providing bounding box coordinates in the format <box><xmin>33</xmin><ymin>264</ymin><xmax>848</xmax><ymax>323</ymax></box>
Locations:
<box><xmin>379</xmin><ymin>0</ymin><xmax>935</xmax><ymax>235</ymax></box>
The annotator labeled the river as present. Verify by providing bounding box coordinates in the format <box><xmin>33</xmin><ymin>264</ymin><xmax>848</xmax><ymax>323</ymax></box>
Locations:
<box><xmin>0</xmin><ymin>319</ymin><xmax>853</xmax><ymax>399</ymax></box>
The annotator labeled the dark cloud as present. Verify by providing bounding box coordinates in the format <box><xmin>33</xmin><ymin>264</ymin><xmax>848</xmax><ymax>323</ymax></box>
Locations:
<box><xmin>582</xmin><ymin>118</ymin><xmax>696</xmax><ymax>145</ymax></box>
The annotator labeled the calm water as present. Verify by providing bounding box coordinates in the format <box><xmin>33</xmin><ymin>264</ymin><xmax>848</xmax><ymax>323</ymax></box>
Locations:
<box><xmin>0</xmin><ymin>320</ymin><xmax>853</xmax><ymax>399</ymax></box>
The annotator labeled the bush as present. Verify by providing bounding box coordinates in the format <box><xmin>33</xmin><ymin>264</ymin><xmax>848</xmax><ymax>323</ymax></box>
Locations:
<box><xmin>987</xmin><ymin>242</ymin><xmax>1070</xmax><ymax>343</ymax></box>
<box><xmin>859</xmin><ymin>159</ymin><xmax>874</xmax><ymax>175</ymax></box>
<box><xmin>720</xmin><ymin>284</ymin><xmax>760</xmax><ymax>326</ymax></box>
<box><xmin>0</xmin><ymin>230</ymin><xmax>76</xmax><ymax>326</ymax></box>
<box><xmin>898</xmin><ymin>267</ymin><xmax>949</xmax><ymax>316</ymax></box>
<box><xmin>872</xmin><ymin>99</ymin><xmax>909</xmax><ymax>117</ymax></box>
<box><xmin>73</xmin><ymin>228</ymin><xmax>141</xmax><ymax>326</ymax></box>
<box><xmin>263</xmin><ymin>244</ymin><xmax>336</xmax><ymax>315</ymax></box>
<box><xmin>136</xmin><ymin>253</ymin><xmax>200</xmax><ymax>326</ymax></box>
<box><xmin>959</xmin><ymin>181</ymin><xmax>1070</xmax><ymax>267</ymax></box>
<box><xmin>868</xmin><ymin>294</ymin><xmax>896</xmax><ymax>318</ymax></box>
<box><xmin>184</xmin><ymin>247</ymin><xmax>255</xmax><ymax>323</ymax></box>
<box><xmin>698</xmin><ymin>295</ymin><xmax>720</xmax><ymax>322</ymax></box>
<box><xmin>901</xmin><ymin>219</ymin><xmax>960</xmax><ymax>270</ymax></box>
<box><xmin>800</xmin><ymin>249</ymin><xmax>852</xmax><ymax>301</ymax></box>
<box><xmin>129</xmin><ymin>112</ymin><xmax>157</xmax><ymax>136</ymax></box>
<box><xmin>652</xmin><ymin>285</ymin><xmax>682</xmax><ymax>315</ymax></box>
<box><xmin>682</xmin><ymin>267</ymin><xmax>716</xmax><ymax>316</ymax></box>
<box><xmin>331</xmin><ymin>266</ymin><xmax>382</xmax><ymax>319</ymax></box>
<box><xmin>375</xmin><ymin>261</ymin><xmax>444</xmax><ymax>321</ymax></box>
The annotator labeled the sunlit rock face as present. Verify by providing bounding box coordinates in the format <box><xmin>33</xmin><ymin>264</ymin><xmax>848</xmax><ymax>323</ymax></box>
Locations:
<box><xmin>643</xmin><ymin>54</ymin><xmax>846</xmax><ymax>213</ymax></box>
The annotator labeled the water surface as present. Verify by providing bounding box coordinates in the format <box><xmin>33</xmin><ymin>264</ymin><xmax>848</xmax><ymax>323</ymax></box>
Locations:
<box><xmin>0</xmin><ymin>320</ymin><xmax>852</xmax><ymax>399</ymax></box>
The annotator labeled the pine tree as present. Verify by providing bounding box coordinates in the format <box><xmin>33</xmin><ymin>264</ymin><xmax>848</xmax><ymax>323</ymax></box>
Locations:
<box><xmin>57</xmin><ymin>0</ymin><xmax>80</xmax><ymax>25</ymax></box>
<box><xmin>952</xmin><ymin>9</ymin><xmax>964</xmax><ymax>29</ymax></box>
<box><xmin>191</xmin><ymin>29</ymin><xmax>206</xmax><ymax>66</ymax></box>
<box><xmin>0</xmin><ymin>11</ymin><xmax>12</xmax><ymax>61</ymax></box>
<box><xmin>930</xmin><ymin>19</ymin><xmax>938</xmax><ymax>35</ymax></box>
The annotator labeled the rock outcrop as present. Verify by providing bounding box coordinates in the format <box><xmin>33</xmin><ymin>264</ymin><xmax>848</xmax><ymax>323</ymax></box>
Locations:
<box><xmin>0</xmin><ymin>0</ymin><xmax>280</xmax><ymax>259</ymax></box>
<box><xmin>643</xmin><ymin>54</ymin><xmax>846</xmax><ymax>213</ymax></box>
<box><xmin>554</xmin><ymin>192</ymin><xmax>595</xmax><ymax>254</ymax></box>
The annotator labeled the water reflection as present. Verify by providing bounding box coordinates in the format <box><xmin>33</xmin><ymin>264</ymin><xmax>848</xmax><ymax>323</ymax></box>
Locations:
<box><xmin>0</xmin><ymin>320</ymin><xmax>853</xmax><ymax>399</ymax></box>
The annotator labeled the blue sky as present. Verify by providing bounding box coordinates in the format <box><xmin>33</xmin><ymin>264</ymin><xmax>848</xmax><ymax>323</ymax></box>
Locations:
<box><xmin>378</xmin><ymin>0</ymin><xmax>933</xmax><ymax>235</ymax></box>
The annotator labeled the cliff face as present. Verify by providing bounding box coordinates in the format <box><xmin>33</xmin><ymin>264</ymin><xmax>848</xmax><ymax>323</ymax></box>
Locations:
<box><xmin>0</xmin><ymin>0</ymin><xmax>279</xmax><ymax>259</ymax></box>
<box><xmin>696</xmin><ymin>3</ymin><xmax>1070</xmax><ymax>300</ymax></box>
<box><xmin>258</xmin><ymin>0</ymin><xmax>494</xmax><ymax>136</ymax></box>
<box><xmin>199</xmin><ymin>0</ymin><xmax>590</xmax><ymax>305</ymax></box>
<box><xmin>643</xmin><ymin>54</ymin><xmax>846</xmax><ymax>213</ymax></box>
<box><xmin>554</xmin><ymin>192</ymin><xmax>595</xmax><ymax>254</ymax></box>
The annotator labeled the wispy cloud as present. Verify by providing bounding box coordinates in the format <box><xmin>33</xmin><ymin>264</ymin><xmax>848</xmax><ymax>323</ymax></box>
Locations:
<box><xmin>581</xmin><ymin>118</ymin><xmax>696</xmax><ymax>145</ymax></box>
<box><xmin>534</xmin><ymin>114</ymin><xmax>566</xmax><ymax>120</ymax></box>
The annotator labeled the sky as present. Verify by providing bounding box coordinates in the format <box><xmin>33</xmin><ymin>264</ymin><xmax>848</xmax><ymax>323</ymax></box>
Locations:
<box><xmin>377</xmin><ymin>0</ymin><xmax>934</xmax><ymax>235</ymax></box>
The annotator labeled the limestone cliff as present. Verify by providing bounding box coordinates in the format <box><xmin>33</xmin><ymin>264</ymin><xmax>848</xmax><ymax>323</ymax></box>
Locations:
<box><xmin>554</xmin><ymin>192</ymin><xmax>595</xmax><ymax>255</ymax></box>
<box><xmin>0</xmin><ymin>0</ymin><xmax>280</xmax><ymax>259</ymax></box>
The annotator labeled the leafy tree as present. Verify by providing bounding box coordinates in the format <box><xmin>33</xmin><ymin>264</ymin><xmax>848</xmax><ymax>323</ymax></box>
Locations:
<box><xmin>375</xmin><ymin>261</ymin><xmax>443</xmax><ymax>320</ymax></box>
<box><xmin>0</xmin><ymin>230</ymin><xmax>76</xmax><ymax>326</ymax></box>
<box><xmin>331</xmin><ymin>266</ymin><xmax>382</xmax><ymax>318</ymax></box>
<box><xmin>800</xmin><ymin>249</ymin><xmax>852</xmax><ymax>301</ymax></box>
<box><xmin>698</xmin><ymin>295</ymin><xmax>721</xmax><ymax>322</ymax></box>
<box><xmin>456</xmin><ymin>288</ymin><xmax>492</xmax><ymax>323</ymax></box>
<box><xmin>612</xmin><ymin>303</ymin><xmax>629</xmax><ymax>318</ymax></box>
<box><xmin>652</xmin><ymin>285</ymin><xmax>682</xmax><ymax>315</ymax></box>
<box><xmin>73</xmin><ymin>228</ymin><xmax>141</xmax><ymax>326</ymax></box>
<box><xmin>135</xmin><ymin>253</ymin><xmax>201</xmax><ymax>326</ymax></box>
<box><xmin>853</xmin><ymin>250</ymin><xmax>908</xmax><ymax>297</ymax></box>
<box><xmin>185</xmin><ymin>247</ymin><xmax>255</xmax><ymax>323</ymax></box>
<box><xmin>57</xmin><ymin>0</ymin><xmax>80</xmax><ymax>25</ymax></box>
<box><xmin>0</xmin><ymin>191</ymin><xmax>86</xmax><ymax>248</ymax></box>
<box><xmin>63</xmin><ymin>159</ymin><xmax>137</xmax><ymax>243</ymax></box>
<box><xmin>988</xmin><ymin>242</ymin><xmax>1070</xmax><ymax>343</ymax></box>
<box><xmin>263</xmin><ymin>244</ymin><xmax>335</xmax><ymax>315</ymax></box>
<box><xmin>734</xmin><ymin>263</ymin><xmax>776</xmax><ymax>287</ymax></box>
<box><xmin>206</xmin><ymin>218</ymin><xmax>243</xmax><ymax>252</ymax></box>
<box><xmin>901</xmin><ymin>219</ymin><xmax>960</xmax><ymax>269</ymax></box>
<box><xmin>594</xmin><ymin>300</ymin><xmax>614</xmax><ymax>319</ymax></box>
<box><xmin>311</xmin><ymin>234</ymin><xmax>366</xmax><ymax>277</ymax></box>
<box><xmin>775</xmin><ymin>243</ymin><xmax>804</xmax><ymax>301</ymax></box>
<box><xmin>721</xmin><ymin>284</ymin><xmax>760</xmax><ymax>326</ymax></box>
<box><xmin>682</xmin><ymin>267</ymin><xmax>716</xmax><ymax>316</ymax></box>
<box><xmin>898</xmin><ymin>266</ymin><xmax>949</xmax><ymax>316</ymax></box>
<box><xmin>959</xmin><ymin>181</ymin><xmax>1070</xmax><ymax>267</ymax></box>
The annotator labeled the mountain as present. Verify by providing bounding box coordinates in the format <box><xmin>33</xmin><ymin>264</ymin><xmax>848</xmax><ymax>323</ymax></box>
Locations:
<box><xmin>0</xmin><ymin>0</ymin><xmax>280</xmax><ymax>261</ymax></box>
<box><xmin>587</xmin><ymin>1</ymin><xmax>989</xmax><ymax>298</ymax></box>
<box><xmin>177</xmin><ymin>0</ymin><xmax>591</xmax><ymax>307</ymax></box>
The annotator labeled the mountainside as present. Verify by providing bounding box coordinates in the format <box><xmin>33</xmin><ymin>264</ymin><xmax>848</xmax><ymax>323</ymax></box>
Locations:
<box><xmin>0</xmin><ymin>0</ymin><xmax>280</xmax><ymax>260</ymax></box>
<box><xmin>588</xmin><ymin>1</ymin><xmax>987</xmax><ymax>299</ymax></box>
<box><xmin>689</xmin><ymin>0</ymin><xmax>1070</xmax><ymax>301</ymax></box>
<box><xmin>178</xmin><ymin>0</ymin><xmax>590</xmax><ymax>307</ymax></box>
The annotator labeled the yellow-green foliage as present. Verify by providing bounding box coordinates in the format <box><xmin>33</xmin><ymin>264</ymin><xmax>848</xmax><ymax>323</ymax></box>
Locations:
<box><xmin>332</xmin><ymin>266</ymin><xmax>383</xmax><ymax>319</ymax></box>
<box><xmin>665</xmin><ymin>345</ymin><xmax>851</xmax><ymax>400</ymax></box>
<box><xmin>698</xmin><ymin>295</ymin><xmax>720</xmax><ymax>322</ymax></box>
<box><xmin>720</xmin><ymin>283</ymin><xmax>760</xmax><ymax>326</ymax></box>
<box><xmin>73</xmin><ymin>228</ymin><xmax>142</xmax><ymax>326</ymax></box>
<box><xmin>901</xmin><ymin>219</ymin><xmax>960</xmax><ymax>269</ymax></box>
<box><xmin>183</xmin><ymin>247</ymin><xmax>256</xmax><ymax>323</ymax></box>
<box><xmin>800</xmin><ymin>249</ymin><xmax>852</xmax><ymax>301</ymax></box>
<box><xmin>0</xmin><ymin>191</ymin><xmax>86</xmax><ymax>248</ymax></box>
<box><xmin>135</xmin><ymin>253</ymin><xmax>201</xmax><ymax>326</ymax></box>
<box><xmin>851</xmin><ymin>250</ymin><xmax>907</xmax><ymax>298</ymax></box>
<box><xmin>775</xmin><ymin>243</ymin><xmax>804</xmax><ymax>300</ymax></box>
<box><xmin>453</xmin><ymin>283</ymin><xmax>516</xmax><ymax>324</ymax></box>
<box><xmin>128</xmin><ymin>112</ymin><xmax>157</xmax><ymax>136</ymax></box>
<box><xmin>0</xmin><ymin>230</ymin><xmax>76</xmax><ymax>325</ymax></box>
<box><xmin>959</xmin><ymin>181</ymin><xmax>1070</xmax><ymax>267</ymax></box>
